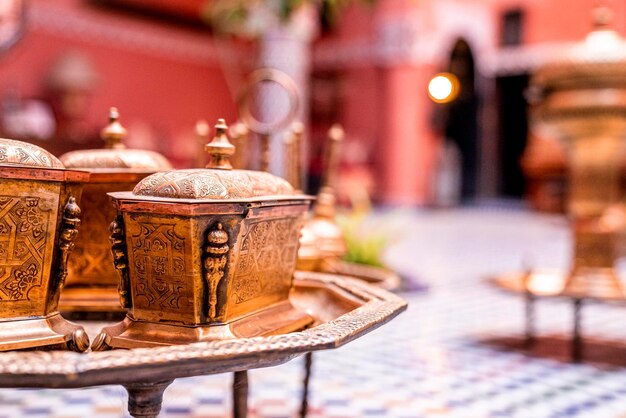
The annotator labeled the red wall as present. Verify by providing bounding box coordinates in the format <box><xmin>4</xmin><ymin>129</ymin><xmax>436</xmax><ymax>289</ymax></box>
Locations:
<box><xmin>0</xmin><ymin>0</ymin><xmax>239</xmax><ymax>166</ymax></box>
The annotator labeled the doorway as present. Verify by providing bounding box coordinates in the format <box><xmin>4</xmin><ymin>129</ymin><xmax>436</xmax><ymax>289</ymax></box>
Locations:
<box><xmin>444</xmin><ymin>40</ymin><xmax>479</xmax><ymax>200</ymax></box>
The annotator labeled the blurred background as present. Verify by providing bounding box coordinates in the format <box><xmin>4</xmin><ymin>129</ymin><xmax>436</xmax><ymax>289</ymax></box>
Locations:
<box><xmin>3</xmin><ymin>0</ymin><xmax>622</xmax><ymax>211</ymax></box>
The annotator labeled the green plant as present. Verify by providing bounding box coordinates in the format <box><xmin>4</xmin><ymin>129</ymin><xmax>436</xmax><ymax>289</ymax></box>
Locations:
<box><xmin>337</xmin><ymin>211</ymin><xmax>390</xmax><ymax>268</ymax></box>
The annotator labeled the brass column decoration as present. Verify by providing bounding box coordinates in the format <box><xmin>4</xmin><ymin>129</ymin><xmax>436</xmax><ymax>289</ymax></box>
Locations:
<box><xmin>203</xmin><ymin>223</ymin><xmax>230</xmax><ymax>320</ymax></box>
<box><xmin>109</xmin><ymin>214</ymin><xmax>131</xmax><ymax>309</ymax></box>
<box><xmin>56</xmin><ymin>197</ymin><xmax>81</xmax><ymax>290</ymax></box>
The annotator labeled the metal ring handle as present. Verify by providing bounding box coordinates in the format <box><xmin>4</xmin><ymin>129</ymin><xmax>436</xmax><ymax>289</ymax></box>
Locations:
<box><xmin>237</xmin><ymin>68</ymin><xmax>300</xmax><ymax>135</ymax></box>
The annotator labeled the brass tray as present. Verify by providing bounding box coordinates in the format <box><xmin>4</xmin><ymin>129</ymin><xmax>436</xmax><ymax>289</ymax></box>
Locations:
<box><xmin>490</xmin><ymin>271</ymin><xmax>626</xmax><ymax>302</ymax></box>
<box><xmin>0</xmin><ymin>271</ymin><xmax>406</xmax><ymax>417</ymax></box>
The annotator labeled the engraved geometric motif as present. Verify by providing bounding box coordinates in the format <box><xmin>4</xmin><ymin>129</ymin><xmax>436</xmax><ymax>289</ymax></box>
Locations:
<box><xmin>133</xmin><ymin>169</ymin><xmax>294</xmax><ymax>200</ymax></box>
<box><xmin>0</xmin><ymin>138</ymin><xmax>63</xmax><ymax>168</ymax></box>
<box><xmin>232</xmin><ymin>217</ymin><xmax>301</xmax><ymax>304</ymax></box>
<box><xmin>130</xmin><ymin>222</ymin><xmax>188</xmax><ymax>311</ymax></box>
<box><xmin>0</xmin><ymin>196</ymin><xmax>50</xmax><ymax>301</ymax></box>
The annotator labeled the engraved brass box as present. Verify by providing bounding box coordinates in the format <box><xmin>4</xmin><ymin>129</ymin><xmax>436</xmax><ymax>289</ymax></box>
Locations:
<box><xmin>94</xmin><ymin>120</ymin><xmax>313</xmax><ymax>349</ymax></box>
<box><xmin>0</xmin><ymin>138</ymin><xmax>90</xmax><ymax>351</ymax></box>
<box><xmin>58</xmin><ymin>108</ymin><xmax>171</xmax><ymax>314</ymax></box>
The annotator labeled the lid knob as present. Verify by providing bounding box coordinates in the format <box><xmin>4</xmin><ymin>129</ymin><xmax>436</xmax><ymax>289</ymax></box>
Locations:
<box><xmin>101</xmin><ymin>107</ymin><xmax>127</xmax><ymax>149</ymax></box>
<box><xmin>205</xmin><ymin>118</ymin><xmax>235</xmax><ymax>170</ymax></box>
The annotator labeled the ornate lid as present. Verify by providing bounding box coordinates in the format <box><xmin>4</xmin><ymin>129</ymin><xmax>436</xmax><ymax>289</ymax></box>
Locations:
<box><xmin>0</xmin><ymin>137</ymin><xmax>64</xmax><ymax>169</ymax></box>
<box><xmin>531</xmin><ymin>8</ymin><xmax>626</xmax><ymax>93</ymax></box>
<box><xmin>59</xmin><ymin>108</ymin><xmax>172</xmax><ymax>171</ymax></box>
<box><xmin>132</xmin><ymin>119</ymin><xmax>295</xmax><ymax>200</ymax></box>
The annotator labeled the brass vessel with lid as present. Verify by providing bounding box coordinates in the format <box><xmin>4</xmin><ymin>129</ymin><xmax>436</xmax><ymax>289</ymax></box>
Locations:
<box><xmin>58</xmin><ymin>108</ymin><xmax>172</xmax><ymax>314</ymax></box>
<box><xmin>527</xmin><ymin>7</ymin><xmax>626</xmax><ymax>297</ymax></box>
<box><xmin>0</xmin><ymin>138</ymin><xmax>89</xmax><ymax>351</ymax></box>
<box><xmin>92</xmin><ymin>119</ymin><xmax>313</xmax><ymax>350</ymax></box>
<box><xmin>296</xmin><ymin>125</ymin><xmax>400</xmax><ymax>290</ymax></box>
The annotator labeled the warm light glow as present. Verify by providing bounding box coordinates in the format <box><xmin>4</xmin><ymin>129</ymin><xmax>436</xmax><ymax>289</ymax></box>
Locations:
<box><xmin>428</xmin><ymin>73</ymin><xmax>459</xmax><ymax>104</ymax></box>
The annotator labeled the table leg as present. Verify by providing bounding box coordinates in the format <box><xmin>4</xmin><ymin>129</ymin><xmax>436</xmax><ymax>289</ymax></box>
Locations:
<box><xmin>233</xmin><ymin>371</ymin><xmax>249</xmax><ymax>418</ymax></box>
<box><xmin>123</xmin><ymin>380</ymin><xmax>173</xmax><ymax>418</ymax></box>
<box><xmin>572</xmin><ymin>298</ymin><xmax>583</xmax><ymax>363</ymax></box>
<box><xmin>300</xmin><ymin>352</ymin><xmax>313</xmax><ymax>418</ymax></box>
<box><xmin>524</xmin><ymin>292</ymin><xmax>535</xmax><ymax>349</ymax></box>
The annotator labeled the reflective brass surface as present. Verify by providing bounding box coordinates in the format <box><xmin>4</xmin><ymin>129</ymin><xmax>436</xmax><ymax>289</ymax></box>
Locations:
<box><xmin>529</xmin><ymin>9</ymin><xmax>626</xmax><ymax>297</ymax></box>
<box><xmin>0</xmin><ymin>272</ymin><xmax>407</xmax><ymax>387</ymax></box>
<box><xmin>294</xmin><ymin>125</ymin><xmax>400</xmax><ymax>288</ymax></box>
<box><xmin>297</xmin><ymin>125</ymin><xmax>347</xmax><ymax>270</ymax></box>
<box><xmin>94</xmin><ymin>120</ymin><xmax>314</xmax><ymax>349</ymax></box>
<box><xmin>58</xmin><ymin>108</ymin><xmax>171</xmax><ymax>314</ymax></box>
<box><xmin>0</xmin><ymin>139</ymin><xmax>89</xmax><ymax>351</ymax></box>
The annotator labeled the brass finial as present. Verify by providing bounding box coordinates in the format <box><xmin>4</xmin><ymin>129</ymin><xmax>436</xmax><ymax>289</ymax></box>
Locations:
<box><xmin>101</xmin><ymin>107</ymin><xmax>127</xmax><ymax>149</ymax></box>
<box><xmin>205</xmin><ymin>118</ymin><xmax>235</xmax><ymax>170</ymax></box>
<box><xmin>284</xmin><ymin>121</ymin><xmax>304</xmax><ymax>191</ymax></box>
<box><xmin>314</xmin><ymin>124</ymin><xmax>344</xmax><ymax>219</ymax></box>
<box><xmin>321</xmin><ymin>124</ymin><xmax>344</xmax><ymax>189</ymax></box>
<box><xmin>593</xmin><ymin>6</ymin><xmax>613</xmax><ymax>29</ymax></box>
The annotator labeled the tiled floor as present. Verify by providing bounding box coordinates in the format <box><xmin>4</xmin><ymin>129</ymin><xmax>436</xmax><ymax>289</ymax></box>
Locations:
<box><xmin>4</xmin><ymin>207</ymin><xmax>626</xmax><ymax>417</ymax></box>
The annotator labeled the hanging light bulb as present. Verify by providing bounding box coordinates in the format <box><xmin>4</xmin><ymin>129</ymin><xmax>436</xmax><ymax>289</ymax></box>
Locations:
<box><xmin>428</xmin><ymin>72</ymin><xmax>460</xmax><ymax>104</ymax></box>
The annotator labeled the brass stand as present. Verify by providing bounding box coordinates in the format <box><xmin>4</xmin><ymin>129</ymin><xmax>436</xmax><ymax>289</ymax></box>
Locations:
<box><xmin>123</xmin><ymin>380</ymin><xmax>173</xmax><ymax>418</ymax></box>
<box><xmin>233</xmin><ymin>371</ymin><xmax>249</xmax><ymax>418</ymax></box>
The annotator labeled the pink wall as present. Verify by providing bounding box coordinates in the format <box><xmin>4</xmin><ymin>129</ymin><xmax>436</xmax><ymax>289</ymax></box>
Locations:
<box><xmin>0</xmin><ymin>0</ymin><xmax>239</xmax><ymax>166</ymax></box>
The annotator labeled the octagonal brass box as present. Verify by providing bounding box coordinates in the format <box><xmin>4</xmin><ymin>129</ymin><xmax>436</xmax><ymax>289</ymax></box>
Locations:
<box><xmin>0</xmin><ymin>138</ymin><xmax>90</xmax><ymax>352</ymax></box>
<box><xmin>94</xmin><ymin>120</ymin><xmax>313</xmax><ymax>349</ymax></box>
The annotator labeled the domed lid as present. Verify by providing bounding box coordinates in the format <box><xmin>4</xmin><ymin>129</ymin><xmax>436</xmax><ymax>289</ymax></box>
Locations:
<box><xmin>0</xmin><ymin>137</ymin><xmax>64</xmax><ymax>169</ymax></box>
<box><xmin>531</xmin><ymin>8</ymin><xmax>626</xmax><ymax>92</ymax></box>
<box><xmin>132</xmin><ymin>119</ymin><xmax>295</xmax><ymax>200</ymax></box>
<box><xmin>59</xmin><ymin>108</ymin><xmax>172</xmax><ymax>171</ymax></box>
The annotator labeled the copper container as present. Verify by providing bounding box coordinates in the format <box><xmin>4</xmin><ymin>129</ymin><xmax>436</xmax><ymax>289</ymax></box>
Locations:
<box><xmin>296</xmin><ymin>125</ymin><xmax>401</xmax><ymax>290</ymax></box>
<box><xmin>528</xmin><ymin>8</ymin><xmax>626</xmax><ymax>297</ymax></box>
<box><xmin>58</xmin><ymin>108</ymin><xmax>172</xmax><ymax>314</ymax></box>
<box><xmin>92</xmin><ymin>119</ymin><xmax>313</xmax><ymax>350</ymax></box>
<box><xmin>0</xmin><ymin>138</ymin><xmax>90</xmax><ymax>351</ymax></box>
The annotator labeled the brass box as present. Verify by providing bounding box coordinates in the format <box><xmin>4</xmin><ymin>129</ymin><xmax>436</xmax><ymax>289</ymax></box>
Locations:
<box><xmin>94</xmin><ymin>120</ymin><xmax>314</xmax><ymax>349</ymax></box>
<box><xmin>0</xmin><ymin>138</ymin><xmax>89</xmax><ymax>351</ymax></box>
<box><xmin>59</xmin><ymin>109</ymin><xmax>172</xmax><ymax>314</ymax></box>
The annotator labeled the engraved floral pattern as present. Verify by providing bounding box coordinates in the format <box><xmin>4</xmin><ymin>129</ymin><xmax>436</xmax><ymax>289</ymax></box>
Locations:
<box><xmin>5</xmin><ymin>264</ymin><xmax>38</xmax><ymax>300</ymax></box>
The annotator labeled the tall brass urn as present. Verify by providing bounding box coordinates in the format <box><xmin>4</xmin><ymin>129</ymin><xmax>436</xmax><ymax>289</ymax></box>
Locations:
<box><xmin>529</xmin><ymin>8</ymin><xmax>626</xmax><ymax>297</ymax></box>
<box><xmin>0</xmin><ymin>138</ymin><xmax>89</xmax><ymax>351</ymax></box>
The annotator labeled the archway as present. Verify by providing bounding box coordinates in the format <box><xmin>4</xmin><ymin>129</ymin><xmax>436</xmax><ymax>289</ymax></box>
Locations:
<box><xmin>444</xmin><ymin>39</ymin><xmax>479</xmax><ymax>200</ymax></box>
